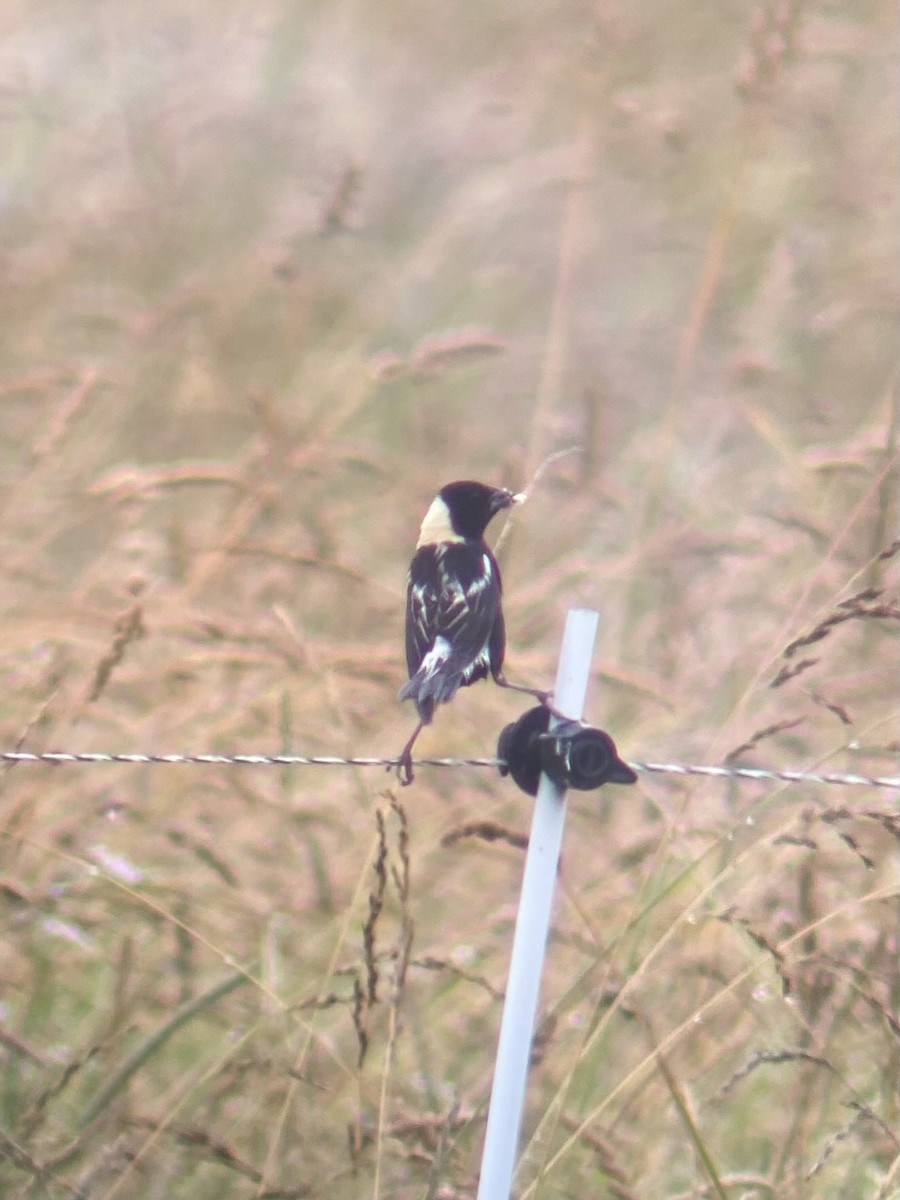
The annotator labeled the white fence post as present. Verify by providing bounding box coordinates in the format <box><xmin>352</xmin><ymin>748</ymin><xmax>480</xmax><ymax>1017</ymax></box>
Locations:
<box><xmin>476</xmin><ymin>607</ymin><xmax>599</xmax><ymax>1200</ymax></box>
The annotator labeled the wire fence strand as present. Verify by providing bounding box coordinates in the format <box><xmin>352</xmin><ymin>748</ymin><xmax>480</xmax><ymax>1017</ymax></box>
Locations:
<box><xmin>0</xmin><ymin>749</ymin><xmax>897</xmax><ymax>789</ymax></box>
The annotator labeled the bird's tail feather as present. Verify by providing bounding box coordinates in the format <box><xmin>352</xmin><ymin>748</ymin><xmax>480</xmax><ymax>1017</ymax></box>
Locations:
<box><xmin>398</xmin><ymin>637</ymin><xmax>466</xmax><ymax>723</ymax></box>
<box><xmin>398</xmin><ymin>635</ymin><xmax>495</xmax><ymax>723</ymax></box>
<box><xmin>398</xmin><ymin>668</ymin><xmax>461</xmax><ymax>724</ymax></box>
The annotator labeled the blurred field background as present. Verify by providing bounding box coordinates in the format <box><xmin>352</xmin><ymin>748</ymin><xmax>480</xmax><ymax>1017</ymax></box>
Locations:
<box><xmin>0</xmin><ymin>1</ymin><xmax>897</xmax><ymax>1197</ymax></box>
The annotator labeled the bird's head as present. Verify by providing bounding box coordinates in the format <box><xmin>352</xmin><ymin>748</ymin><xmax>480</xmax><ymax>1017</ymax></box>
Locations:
<box><xmin>417</xmin><ymin>480</ymin><xmax>523</xmax><ymax>546</ymax></box>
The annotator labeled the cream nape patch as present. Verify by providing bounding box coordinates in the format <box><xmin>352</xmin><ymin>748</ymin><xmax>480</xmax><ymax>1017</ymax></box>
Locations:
<box><xmin>416</xmin><ymin>495</ymin><xmax>463</xmax><ymax>547</ymax></box>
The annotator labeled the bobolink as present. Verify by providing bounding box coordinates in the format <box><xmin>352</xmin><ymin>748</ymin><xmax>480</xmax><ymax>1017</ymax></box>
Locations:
<box><xmin>396</xmin><ymin>479</ymin><xmax>548</xmax><ymax>784</ymax></box>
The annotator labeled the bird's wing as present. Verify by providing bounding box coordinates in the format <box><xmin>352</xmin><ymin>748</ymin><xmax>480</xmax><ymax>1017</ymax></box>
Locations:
<box><xmin>405</xmin><ymin>550</ymin><xmax>441</xmax><ymax>677</ymax></box>
<box><xmin>405</xmin><ymin>544</ymin><xmax>500</xmax><ymax>678</ymax></box>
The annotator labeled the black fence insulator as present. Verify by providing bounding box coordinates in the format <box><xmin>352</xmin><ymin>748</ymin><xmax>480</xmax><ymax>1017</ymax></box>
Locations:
<box><xmin>497</xmin><ymin>706</ymin><xmax>637</xmax><ymax>797</ymax></box>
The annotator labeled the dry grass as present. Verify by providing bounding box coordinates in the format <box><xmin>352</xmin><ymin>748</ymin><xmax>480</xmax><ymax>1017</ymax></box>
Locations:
<box><xmin>0</xmin><ymin>2</ymin><xmax>897</xmax><ymax>1198</ymax></box>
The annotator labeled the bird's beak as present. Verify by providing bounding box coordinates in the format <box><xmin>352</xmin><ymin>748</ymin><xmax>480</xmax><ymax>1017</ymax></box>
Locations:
<box><xmin>511</xmin><ymin>491</ymin><xmax>527</xmax><ymax>505</ymax></box>
<box><xmin>491</xmin><ymin>488</ymin><xmax>522</xmax><ymax>515</ymax></box>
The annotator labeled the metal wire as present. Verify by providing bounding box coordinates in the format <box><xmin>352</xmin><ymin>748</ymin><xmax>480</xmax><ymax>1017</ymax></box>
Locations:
<box><xmin>0</xmin><ymin>749</ymin><xmax>897</xmax><ymax>789</ymax></box>
<box><xmin>632</xmin><ymin>761</ymin><xmax>900</xmax><ymax>790</ymax></box>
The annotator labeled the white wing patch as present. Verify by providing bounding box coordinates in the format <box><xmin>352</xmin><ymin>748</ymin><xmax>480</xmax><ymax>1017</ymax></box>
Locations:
<box><xmin>460</xmin><ymin>644</ymin><xmax>491</xmax><ymax>684</ymax></box>
<box><xmin>417</xmin><ymin>636</ymin><xmax>452</xmax><ymax>681</ymax></box>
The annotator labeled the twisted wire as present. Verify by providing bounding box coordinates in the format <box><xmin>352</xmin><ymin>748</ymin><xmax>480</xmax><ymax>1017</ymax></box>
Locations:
<box><xmin>0</xmin><ymin>749</ymin><xmax>896</xmax><ymax>789</ymax></box>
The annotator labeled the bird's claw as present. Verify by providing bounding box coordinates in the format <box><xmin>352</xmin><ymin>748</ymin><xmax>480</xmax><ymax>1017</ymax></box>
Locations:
<box><xmin>395</xmin><ymin>752</ymin><xmax>415</xmax><ymax>787</ymax></box>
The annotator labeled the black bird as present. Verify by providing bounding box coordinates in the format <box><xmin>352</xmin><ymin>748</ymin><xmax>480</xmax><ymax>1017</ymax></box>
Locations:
<box><xmin>396</xmin><ymin>480</ymin><xmax>548</xmax><ymax>785</ymax></box>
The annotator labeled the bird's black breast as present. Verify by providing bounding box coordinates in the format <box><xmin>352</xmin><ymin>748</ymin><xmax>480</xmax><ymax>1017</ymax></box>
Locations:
<box><xmin>405</xmin><ymin>541</ymin><xmax>504</xmax><ymax>681</ymax></box>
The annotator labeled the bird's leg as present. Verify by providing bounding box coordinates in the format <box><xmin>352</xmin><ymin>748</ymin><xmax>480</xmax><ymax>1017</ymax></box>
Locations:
<box><xmin>394</xmin><ymin>721</ymin><xmax>424</xmax><ymax>787</ymax></box>
<box><xmin>493</xmin><ymin>672</ymin><xmax>555</xmax><ymax>709</ymax></box>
